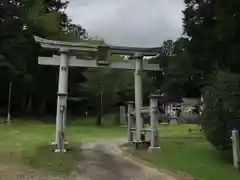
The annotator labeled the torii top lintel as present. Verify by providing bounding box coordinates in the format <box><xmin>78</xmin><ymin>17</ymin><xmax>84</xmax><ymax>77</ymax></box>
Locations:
<box><xmin>34</xmin><ymin>36</ymin><xmax>160</xmax><ymax>57</ymax></box>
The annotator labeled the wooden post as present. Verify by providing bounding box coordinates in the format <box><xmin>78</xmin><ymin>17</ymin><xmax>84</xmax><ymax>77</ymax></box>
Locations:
<box><xmin>232</xmin><ymin>130</ymin><xmax>240</xmax><ymax>169</ymax></box>
<box><xmin>120</xmin><ymin>106</ymin><xmax>126</xmax><ymax>124</ymax></box>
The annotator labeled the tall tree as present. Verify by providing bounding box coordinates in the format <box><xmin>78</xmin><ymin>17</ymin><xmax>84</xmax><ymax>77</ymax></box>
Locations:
<box><xmin>151</xmin><ymin>38</ymin><xmax>200</xmax><ymax>99</ymax></box>
<box><xmin>183</xmin><ymin>0</ymin><xmax>240</xmax><ymax>155</ymax></box>
<box><xmin>183</xmin><ymin>0</ymin><xmax>240</xmax><ymax>77</ymax></box>
<box><xmin>0</xmin><ymin>0</ymin><xmax>89</xmax><ymax>117</ymax></box>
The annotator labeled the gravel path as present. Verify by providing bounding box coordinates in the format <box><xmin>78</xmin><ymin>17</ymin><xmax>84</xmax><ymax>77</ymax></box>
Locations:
<box><xmin>0</xmin><ymin>139</ymin><xmax>179</xmax><ymax>180</ymax></box>
<box><xmin>69</xmin><ymin>138</ymin><xmax>178</xmax><ymax>180</ymax></box>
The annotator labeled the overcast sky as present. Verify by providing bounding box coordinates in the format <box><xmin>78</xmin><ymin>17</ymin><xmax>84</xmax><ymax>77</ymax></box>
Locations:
<box><xmin>66</xmin><ymin>0</ymin><xmax>184</xmax><ymax>47</ymax></box>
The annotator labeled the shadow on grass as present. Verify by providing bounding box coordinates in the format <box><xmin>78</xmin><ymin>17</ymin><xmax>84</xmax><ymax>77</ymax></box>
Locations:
<box><xmin>22</xmin><ymin>142</ymin><xmax>81</xmax><ymax>174</ymax></box>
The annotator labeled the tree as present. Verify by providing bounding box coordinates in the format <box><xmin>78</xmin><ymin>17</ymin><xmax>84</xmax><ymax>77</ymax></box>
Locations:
<box><xmin>183</xmin><ymin>0</ymin><xmax>240</xmax><ymax>77</ymax></box>
<box><xmin>150</xmin><ymin>38</ymin><xmax>200</xmax><ymax>99</ymax></box>
<box><xmin>83</xmin><ymin>61</ymin><xmax>156</xmax><ymax>125</ymax></box>
<box><xmin>183</xmin><ymin>0</ymin><xmax>240</xmax><ymax>156</ymax></box>
<box><xmin>0</xmin><ymin>0</ymin><xmax>89</xmax><ymax>117</ymax></box>
<box><xmin>83</xmin><ymin>67</ymin><xmax>133</xmax><ymax>125</ymax></box>
<box><xmin>202</xmin><ymin>72</ymin><xmax>240</xmax><ymax>153</ymax></box>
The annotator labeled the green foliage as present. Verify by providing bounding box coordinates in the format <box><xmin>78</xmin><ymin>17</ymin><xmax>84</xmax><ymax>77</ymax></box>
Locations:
<box><xmin>83</xmin><ymin>68</ymin><xmax>134</xmax><ymax>111</ymax></box>
<box><xmin>183</xmin><ymin>0</ymin><xmax>240</xmax><ymax>76</ymax></box>
<box><xmin>182</xmin><ymin>0</ymin><xmax>240</xmax><ymax>157</ymax></box>
<box><xmin>84</xmin><ymin>67</ymin><xmax>157</xmax><ymax>114</ymax></box>
<box><xmin>33</xmin><ymin>12</ymin><xmax>61</xmax><ymax>34</ymax></box>
<box><xmin>202</xmin><ymin>72</ymin><xmax>240</xmax><ymax>152</ymax></box>
<box><xmin>0</xmin><ymin>0</ymin><xmax>89</xmax><ymax>116</ymax></box>
<box><xmin>151</xmin><ymin>38</ymin><xmax>201</xmax><ymax>98</ymax></box>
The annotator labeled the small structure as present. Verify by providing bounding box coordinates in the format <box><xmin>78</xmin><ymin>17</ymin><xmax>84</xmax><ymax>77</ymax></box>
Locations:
<box><xmin>157</xmin><ymin>93</ymin><xmax>200</xmax><ymax>124</ymax></box>
<box><xmin>158</xmin><ymin>93</ymin><xmax>182</xmax><ymax>118</ymax></box>
<box><xmin>181</xmin><ymin>98</ymin><xmax>199</xmax><ymax>116</ymax></box>
<box><xmin>178</xmin><ymin>98</ymin><xmax>200</xmax><ymax>124</ymax></box>
<box><xmin>126</xmin><ymin>94</ymin><xmax>161</xmax><ymax>152</ymax></box>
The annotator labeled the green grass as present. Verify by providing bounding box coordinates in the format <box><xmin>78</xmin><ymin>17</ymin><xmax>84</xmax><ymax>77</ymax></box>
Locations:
<box><xmin>2</xmin><ymin>119</ymin><xmax>240</xmax><ymax>179</ymax></box>
<box><xmin>0</xmin><ymin>118</ymin><xmax>125</xmax><ymax>174</ymax></box>
<box><xmin>128</xmin><ymin>124</ymin><xmax>240</xmax><ymax>180</ymax></box>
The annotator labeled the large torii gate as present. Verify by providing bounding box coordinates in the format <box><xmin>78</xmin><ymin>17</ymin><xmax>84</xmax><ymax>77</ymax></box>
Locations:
<box><xmin>34</xmin><ymin>36</ymin><xmax>160</xmax><ymax>152</ymax></box>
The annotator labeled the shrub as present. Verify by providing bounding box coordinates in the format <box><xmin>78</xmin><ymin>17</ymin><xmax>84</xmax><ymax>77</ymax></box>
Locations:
<box><xmin>202</xmin><ymin>71</ymin><xmax>240</xmax><ymax>152</ymax></box>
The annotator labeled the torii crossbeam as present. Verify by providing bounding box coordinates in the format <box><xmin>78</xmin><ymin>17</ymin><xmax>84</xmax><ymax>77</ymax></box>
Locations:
<box><xmin>38</xmin><ymin>55</ymin><xmax>159</xmax><ymax>70</ymax></box>
<box><xmin>34</xmin><ymin>36</ymin><xmax>161</xmax><ymax>152</ymax></box>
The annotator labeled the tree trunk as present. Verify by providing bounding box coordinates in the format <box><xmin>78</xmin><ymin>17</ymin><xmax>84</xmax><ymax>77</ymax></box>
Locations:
<box><xmin>96</xmin><ymin>115</ymin><xmax>102</xmax><ymax>126</ymax></box>
<box><xmin>21</xmin><ymin>95</ymin><xmax>26</xmax><ymax>114</ymax></box>
<box><xmin>114</xmin><ymin>113</ymin><xmax>120</xmax><ymax>125</ymax></box>
<box><xmin>96</xmin><ymin>92</ymin><xmax>103</xmax><ymax>126</ymax></box>
<box><xmin>26</xmin><ymin>94</ymin><xmax>32</xmax><ymax>114</ymax></box>
<box><xmin>38</xmin><ymin>98</ymin><xmax>46</xmax><ymax>117</ymax></box>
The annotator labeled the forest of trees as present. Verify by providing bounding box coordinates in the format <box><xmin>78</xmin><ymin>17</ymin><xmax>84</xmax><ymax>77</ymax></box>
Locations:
<box><xmin>0</xmin><ymin>0</ymin><xmax>156</xmax><ymax>118</ymax></box>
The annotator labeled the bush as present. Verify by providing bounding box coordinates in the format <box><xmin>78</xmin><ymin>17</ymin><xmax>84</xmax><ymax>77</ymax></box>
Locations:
<box><xmin>202</xmin><ymin>71</ymin><xmax>240</xmax><ymax>152</ymax></box>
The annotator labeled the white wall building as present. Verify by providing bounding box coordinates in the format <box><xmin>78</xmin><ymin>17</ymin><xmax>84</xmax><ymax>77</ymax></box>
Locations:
<box><xmin>162</xmin><ymin>98</ymin><xmax>199</xmax><ymax>117</ymax></box>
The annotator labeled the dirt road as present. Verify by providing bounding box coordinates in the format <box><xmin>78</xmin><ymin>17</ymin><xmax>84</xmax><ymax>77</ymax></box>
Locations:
<box><xmin>69</xmin><ymin>139</ymin><xmax>178</xmax><ymax>180</ymax></box>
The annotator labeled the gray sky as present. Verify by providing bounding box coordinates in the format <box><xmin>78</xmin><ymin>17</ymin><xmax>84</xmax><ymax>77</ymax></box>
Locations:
<box><xmin>66</xmin><ymin>0</ymin><xmax>184</xmax><ymax>47</ymax></box>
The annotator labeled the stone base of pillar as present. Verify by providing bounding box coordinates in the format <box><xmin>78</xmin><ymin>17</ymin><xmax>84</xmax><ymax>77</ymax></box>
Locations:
<box><xmin>132</xmin><ymin>141</ymin><xmax>150</xmax><ymax>150</ymax></box>
<box><xmin>51</xmin><ymin>141</ymin><xmax>68</xmax><ymax>145</ymax></box>
<box><xmin>54</xmin><ymin>148</ymin><xmax>67</xmax><ymax>153</ymax></box>
<box><xmin>128</xmin><ymin>140</ymin><xmax>136</xmax><ymax>144</ymax></box>
<box><xmin>148</xmin><ymin>146</ymin><xmax>160</xmax><ymax>153</ymax></box>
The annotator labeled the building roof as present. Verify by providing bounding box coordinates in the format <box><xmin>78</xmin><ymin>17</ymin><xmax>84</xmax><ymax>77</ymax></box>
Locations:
<box><xmin>182</xmin><ymin>98</ymin><xmax>199</xmax><ymax>106</ymax></box>
<box><xmin>159</xmin><ymin>93</ymin><xmax>183</xmax><ymax>104</ymax></box>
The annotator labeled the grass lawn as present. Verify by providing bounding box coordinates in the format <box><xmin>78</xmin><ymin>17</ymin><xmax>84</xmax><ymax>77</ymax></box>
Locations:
<box><xmin>127</xmin><ymin>124</ymin><xmax>240</xmax><ymax>180</ymax></box>
<box><xmin>0</xmin><ymin>118</ymin><xmax>126</xmax><ymax>174</ymax></box>
<box><xmin>1</xmin><ymin>119</ymin><xmax>240</xmax><ymax>180</ymax></box>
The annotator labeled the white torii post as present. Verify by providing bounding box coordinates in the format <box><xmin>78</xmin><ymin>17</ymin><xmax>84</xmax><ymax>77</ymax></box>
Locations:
<box><xmin>54</xmin><ymin>49</ymin><xmax>69</xmax><ymax>152</ymax></box>
<box><xmin>134</xmin><ymin>53</ymin><xmax>144</xmax><ymax>142</ymax></box>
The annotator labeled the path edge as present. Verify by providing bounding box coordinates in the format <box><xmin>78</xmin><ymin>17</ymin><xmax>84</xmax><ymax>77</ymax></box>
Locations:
<box><xmin>119</xmin><ymin>145</ymin><xmax>193</xmax><ymax>180</ymax></box>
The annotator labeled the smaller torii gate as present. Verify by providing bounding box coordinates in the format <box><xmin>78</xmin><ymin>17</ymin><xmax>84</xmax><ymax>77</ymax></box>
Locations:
<box><xmin>34</xmin><ymin>36</ymin><xmax>160</xmax><ymax>152</ymax></box>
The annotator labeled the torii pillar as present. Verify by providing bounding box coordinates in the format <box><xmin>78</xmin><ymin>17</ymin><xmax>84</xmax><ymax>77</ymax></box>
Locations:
<box><xmin>134</xmin><ymin>52</ymin><xmax>144</xmax><ymax>143</ymax></box>
<box><xmin>54</xmin><ymin>49</ymin><xmax>69</xmax><ymax>152</ymax></box>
